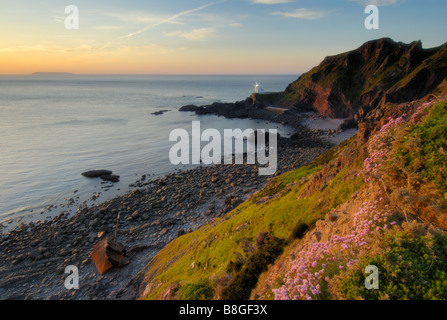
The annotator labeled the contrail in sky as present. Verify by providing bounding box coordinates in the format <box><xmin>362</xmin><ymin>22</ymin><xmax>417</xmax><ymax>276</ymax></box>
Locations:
<box><xmin>119</xmin><ymin>1</ymin><xmax>224</xmax><ymax>40</ymax></box>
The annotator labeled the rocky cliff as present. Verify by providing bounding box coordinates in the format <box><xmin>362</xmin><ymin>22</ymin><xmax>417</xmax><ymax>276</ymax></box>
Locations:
<box><xmin>280</xmin><ymin>38</ymin><xmax>447</xmax><ymax>119</ymax></box>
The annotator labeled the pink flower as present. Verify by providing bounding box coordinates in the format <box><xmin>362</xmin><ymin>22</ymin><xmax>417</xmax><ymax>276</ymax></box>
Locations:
<box><xmin>274</xmin><ymin>196</ymin><xmax>397</xmax><ymax>300</ymax></box>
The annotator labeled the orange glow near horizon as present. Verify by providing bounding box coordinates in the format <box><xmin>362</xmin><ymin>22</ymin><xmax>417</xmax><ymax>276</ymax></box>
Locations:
<box><xmin>0</xmin><ymin>46</ymin><xmax>317</xmax><ymax>75</ymax></box>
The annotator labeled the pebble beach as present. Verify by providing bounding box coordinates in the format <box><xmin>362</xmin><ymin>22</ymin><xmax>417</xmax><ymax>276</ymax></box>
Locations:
<box><xmin>0</xmin><ymin>109</ymin><xmax>350</xmax><ymax>300</ymax></box>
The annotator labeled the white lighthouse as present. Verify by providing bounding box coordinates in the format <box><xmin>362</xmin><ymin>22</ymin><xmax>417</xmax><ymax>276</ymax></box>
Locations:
<box><xmin>254</xmin><ymin>81</ymin><xmax>264</xmax><ymax>94</ymax></box>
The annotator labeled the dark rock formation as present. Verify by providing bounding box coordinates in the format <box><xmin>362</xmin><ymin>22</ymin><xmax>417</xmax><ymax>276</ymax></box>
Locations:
<box><xmin>250</xmin><ymin>92</ymin><xmax>283</xmax><ymax>109</ymax></box>
<box><xmin>82</xmin><ymin>170</ymin><xmax>113</xmax><ymax>178</ymax></box>
<box><xmin>82</xmin><ymin>170</ymin><xmax>120</xmax><ymax>183</ymax></box>
<box><xmin>195</xmin><ymin>100</ymin><xmax>255</xmax><ymax>118</ymax></box>
<box><xmin>151</xmin><ymin>110</ymin><xmax>169</xmax><ymax>115</ymax></box>
<box><xmin>281</xmin><ymin>38</ymin><xmax>447</xmax><ymax>119</ymax></box>
<box><xmin>179</xmin><ymin>105</ymin><xmax>200</xmax><ymax>112</ymax></box>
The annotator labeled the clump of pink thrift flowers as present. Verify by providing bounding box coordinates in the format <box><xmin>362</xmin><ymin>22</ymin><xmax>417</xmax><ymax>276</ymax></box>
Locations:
<box><xmin>273</xmin><ymin>199</ymin><xmax>393</xmax><ymax>300</ymax></box>
<box><xmin>272</xmin><ymin>110</ymin><xmax>414</xmax><ymax>300</ymax></box>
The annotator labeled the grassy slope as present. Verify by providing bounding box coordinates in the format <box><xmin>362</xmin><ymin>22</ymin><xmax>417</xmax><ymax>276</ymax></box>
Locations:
<box><xmin>141</xmin><ymin>137</ymin><xmax>363</xmax><ymax>299</ymax></box>
<box><xmin>141</xmin><ymin>99</ymin><xmax>447</xmax><ymax>300</ymax></box>
<box><xmin>253</xmin><ymin>99</ymin><xmax>447</xmax><ymax>301</ymax></box>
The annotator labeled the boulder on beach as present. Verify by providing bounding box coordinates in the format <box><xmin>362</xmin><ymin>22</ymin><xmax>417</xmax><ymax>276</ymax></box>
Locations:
<box><xmin>82</xmin><ymin>170</ymin><xmax>113</xmax><ymax>178</ymax></box>
<box><xmin>82</xmin><ymin>170</ymin><xmax>120</xmax><ymax>183</ymax></box>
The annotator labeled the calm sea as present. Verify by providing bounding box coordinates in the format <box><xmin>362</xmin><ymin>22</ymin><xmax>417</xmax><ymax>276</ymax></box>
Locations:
<box><xmin>0</xmin><ymin>74</ymin><xmax>297</xmax><ymax>228</ymax></box>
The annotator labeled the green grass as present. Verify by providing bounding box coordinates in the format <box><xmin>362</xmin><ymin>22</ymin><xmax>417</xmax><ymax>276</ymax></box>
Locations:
<box><xmin>337</xmin><ymin>232</ymin><xmax>447</xmax><ymax>300</ymax></box>
<box><xmin>395</xmin><ymin>100</ymin><xmax>447</xmax><ymax>205</ymax></box>
<box><xmin>179</xmin><ymin>278</ymin><xmax>215</xmax><ymax>300</ymax></box>
<box><xmin>334</xmin><ymin>100</ymin><xmax>447</xmax><ymax>300</ymax></box>
<box><xmin>221</xmin><ymin>233</ymin><xmax>286</xmax><ymax>300</ymax></box>
<box><xmin>142</xmin><ymin>145</ymin><xmax>364</xmax><ymax>299</ymax></box>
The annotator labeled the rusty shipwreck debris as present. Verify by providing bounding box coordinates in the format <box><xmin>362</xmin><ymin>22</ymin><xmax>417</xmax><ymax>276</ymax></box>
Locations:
<box><xmin>91</xmin><ymin>211</ymin><xmax>128</xmax><ymax>274</ymax></box>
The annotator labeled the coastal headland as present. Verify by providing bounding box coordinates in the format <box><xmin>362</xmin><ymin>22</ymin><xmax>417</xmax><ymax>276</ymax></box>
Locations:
<box><xmin>1</xmin><ymin>37</ymin><xmax>446</xmax><ymax>300</ymax></box>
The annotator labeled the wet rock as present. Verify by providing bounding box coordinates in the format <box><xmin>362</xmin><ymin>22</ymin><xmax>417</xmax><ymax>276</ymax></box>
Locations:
<box><xmin>151</xmin><ymin>110</ymin><xmax>169</xmax><ymax>115</ymax></box>
<box><xmin>176</xmin><ymin>229</ymin><xmax>185</xmax><ymax>238</ymax></box>
<box><xmin>179</xmin><ymin>104</ymin><xmax>199</xmax><ymax>112</ymax></box>
<box><xmin>82</xmin><ymin>170</ymin><xmax>113</xmax><ymax>178</ymax></box>
<box><xmin>231</xmin><ymin>198</ymin><xmax>244</xmax><ymax>208</ymax></box>
<box><xmin>131</xmin><ymin>210</ymin><xmax>139</xmax><ymax>219</ymax></box>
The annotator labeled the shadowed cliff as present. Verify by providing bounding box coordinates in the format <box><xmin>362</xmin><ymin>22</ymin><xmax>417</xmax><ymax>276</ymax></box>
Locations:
<box><xmin>279</xmin><ymin>38</ymin><xmax>447</xmax><ymax>118</ymax></box>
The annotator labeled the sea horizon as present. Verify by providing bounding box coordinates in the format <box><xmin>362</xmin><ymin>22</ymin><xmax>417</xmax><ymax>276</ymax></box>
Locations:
<box><xmin>1</xmin><ymin>73</ymin><xmax>301</xmax><ymax>76</ymax></box>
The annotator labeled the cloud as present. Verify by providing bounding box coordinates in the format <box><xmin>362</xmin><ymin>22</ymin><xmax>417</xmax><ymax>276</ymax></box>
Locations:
<box><xmin>119</xmin><ymin>1</ymin><xmax>222</xmax><ymax>40</ymax></box>
<box><xmin>164</xmin><ymin>28</ymin><xmax>217</xmax><ymax>41</ymax></box>
<box><xmin>95</xmin><ymin>25</ymin><xmax>123</xmax><ymax>30</ymax></box>
<box><xmin>114</xmin><ymin>44</ymin><xmax>184</xmax><ymax>55</ymax></box>
<box><xmin>52</xmin><ymin>15</ymin><xmax>65</xmax><ymax>23</ymax></box>
<box><xmin>87</xmin><ymin>43</ymin><xmax>189</xmax><ymax>56</ymax></box>
<box><xmin>273</xmin><ymin>8</ymin><xmax>328</xmax><ymax>19</ymax></box>
<box><xmin>229</xmin><ymin>23</ymin><xmax>243</xmax><ymax>28</ymax></box>
<box><xmin>251</xmin><ymin>0</ymin><xmax>294</xmax><ymax>4</ymax></box>
<box><xmin>105</xmin><ymin>12</ymin><xmax>184</xmax><ymax>26</ymax></box>
<box><xmin>349</xmin><ymin>0</ymin><xmax>401</xmax><ymax>6</ymax></box>
<box><xmin>0</xmin><ymin>42</ymin><xmax>182</xmax><ymax>56</ymax></box>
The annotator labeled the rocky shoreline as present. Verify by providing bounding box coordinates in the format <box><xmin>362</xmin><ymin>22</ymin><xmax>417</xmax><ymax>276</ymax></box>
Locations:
<box><xmin>0</xmin><ymin>108</ymin><xmax>337</xmax><ymax>300</ymax></box>
<box><xmin>179</xmin><ymin>98</ymin><xmax>356</xmax><ymax>139</ymax></box>
<box><xmin>179</xmin><ymin>99</ymin><xmax>310</xmax><ymax>128</ymax></box>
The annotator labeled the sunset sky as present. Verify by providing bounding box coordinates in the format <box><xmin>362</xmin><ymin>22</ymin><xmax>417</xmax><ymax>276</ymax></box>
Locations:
<box><xmin>1</xmin><ymin>0</ymin><xmax>446</xmax><ymax>74</ymax></box>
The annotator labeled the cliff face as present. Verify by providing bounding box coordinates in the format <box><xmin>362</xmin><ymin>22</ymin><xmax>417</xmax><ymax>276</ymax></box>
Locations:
<box><xmin>281</xmin><ymin>38</ymin><xmax>447</xmax><ymax>118</ymax></box>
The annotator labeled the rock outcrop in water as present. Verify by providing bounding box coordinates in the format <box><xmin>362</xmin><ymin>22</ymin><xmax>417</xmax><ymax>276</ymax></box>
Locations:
<box><xmin>82</xmin><ymin>170</ymin><xmax>120</xmax><ymax>183</ymax></box>
<box><xmin>82</xmin><ymin>170</ymin><xmax>113</xmax><ymax>178</ymax></box>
